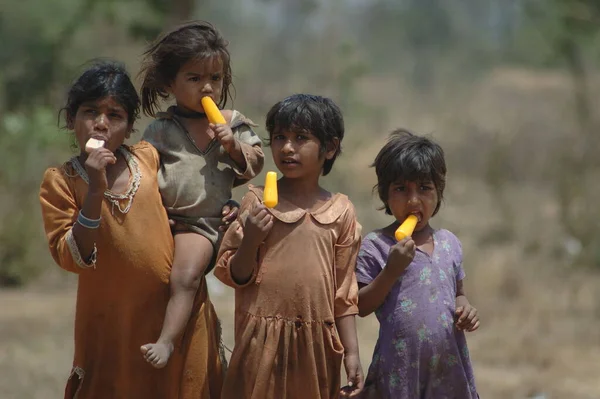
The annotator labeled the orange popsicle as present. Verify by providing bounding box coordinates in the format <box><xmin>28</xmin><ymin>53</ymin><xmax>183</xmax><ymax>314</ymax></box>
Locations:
<box><xmin>395</xmin><ymin>214</ymin><xmax>418</xmax><ymax>241</ymax></box>
<box><xmin>201</xmin><ymin>96</ymin><xmax>226</xmax><ymax>124</ymax></box>
<box><xmin>263</xmin><ymin>171</ymin><xmax>278</xmax><ymax>208</ymax></box>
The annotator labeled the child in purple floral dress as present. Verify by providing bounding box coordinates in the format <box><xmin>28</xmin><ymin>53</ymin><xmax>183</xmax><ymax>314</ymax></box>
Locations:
<box><xmin>356</xmin><ymin>129</ymin><xmax>480</xmax><ymax>399</ymax></box>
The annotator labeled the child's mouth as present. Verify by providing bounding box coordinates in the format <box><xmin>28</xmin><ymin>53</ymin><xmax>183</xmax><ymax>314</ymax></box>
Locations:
<box><xmin>408</xmin><ymin>212</ymin><xmax>423</xmax><ymax>222</ymax></box>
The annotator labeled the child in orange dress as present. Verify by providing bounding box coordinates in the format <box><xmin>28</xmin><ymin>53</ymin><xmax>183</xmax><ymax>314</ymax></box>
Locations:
<box><xmin>39</xmin><ymin>60</ymin><xmax>230</xmax><ymax>399</ymax></box>
<box><xmin>215</xmin><ymin>94</ymin><xmax>364</xmax><ymax>399</ymax></box>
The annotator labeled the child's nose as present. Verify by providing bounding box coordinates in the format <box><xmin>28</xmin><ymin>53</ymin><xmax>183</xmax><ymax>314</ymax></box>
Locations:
<box><xmin>282</xmin><ymin>140</ymin><xmax>294</xmax><ymax>153</ymax></box>
<box><xmin>95</xmin><ymin>114</ymin><xmax>108</xmax><ymax>129</ymax></box>
<box><xmin>407</xmin><ymin>191</ymin><xmax>420</xmax><ymax>205</ymax></box>
<box><xmin>202</xmin><ymin>82</ymin><xmax>213</xmax><ymax>93</ymax></box>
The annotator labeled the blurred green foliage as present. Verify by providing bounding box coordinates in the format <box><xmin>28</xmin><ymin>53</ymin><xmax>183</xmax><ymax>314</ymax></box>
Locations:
<box><xmin>1</xmin><ymin>0</ymin><xmax>600</xmax><ymax>285</ymax></box>
<box><xmin>0</xmin><ymin>109</ymin><xmax>70</xmax><ymax>285</ymax></box>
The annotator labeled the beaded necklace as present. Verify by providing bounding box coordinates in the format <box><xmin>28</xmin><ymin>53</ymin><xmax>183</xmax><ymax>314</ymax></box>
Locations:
<box><xmin>69</xmin><ymin>146</ymin><xmax>142</xmax><ymax>215</ymax></box>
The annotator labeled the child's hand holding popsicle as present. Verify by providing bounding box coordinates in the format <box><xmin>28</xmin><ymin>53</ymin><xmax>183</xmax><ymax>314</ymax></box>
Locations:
<box><xmin>84</xmin><ymin>138</ymin><xmax>116</xmax><ymax>193</ymax></box>
<box><xmin>201</xmin><ymin>96</ymin><xmax>237</xmax><ymax>153</ymax></box>
<box><xmin>241</xmin><ymin>171</ymin><xmax>278</xmax><ymax>248</ymax></box>
<box><xmin>384</xmin><ymin>215</ymin><xmax>418</xmax><ymax>277</ymax></box>
<box><xmin>395</xmin><ymin>214</ymin><xmax>418</xmax><ymax>241</ymax></box>
<box><xmin>201</xmin><ymin>96</ymin><xmax>226</xmax><ymax>124</ymax></box>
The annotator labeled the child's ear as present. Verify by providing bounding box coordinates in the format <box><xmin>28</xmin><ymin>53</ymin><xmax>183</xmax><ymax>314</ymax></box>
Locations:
<box><xmin>324</xmin><ymin>137</ymin><xmax>340</xmax><ymax>160</ymax></box>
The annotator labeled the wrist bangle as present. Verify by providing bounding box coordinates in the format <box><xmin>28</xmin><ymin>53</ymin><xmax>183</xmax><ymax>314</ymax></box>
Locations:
<box><xmin>77</xmin><ymin>210</ymin><xmax>101</xmax><ymax>229</ymax></box>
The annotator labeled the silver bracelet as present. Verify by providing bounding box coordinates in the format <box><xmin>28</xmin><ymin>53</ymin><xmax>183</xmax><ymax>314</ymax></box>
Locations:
<box><xmin>77</xmin><ymin>211</ymin><xmax>101</xmax><ymax>229</ymax></box>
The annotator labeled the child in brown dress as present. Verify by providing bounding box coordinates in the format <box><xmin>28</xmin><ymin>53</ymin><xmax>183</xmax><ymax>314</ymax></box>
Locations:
<box><xmin>215</xmin><ymin>94</ymin><xmax>364</xmax><ymax>399</ymax></box>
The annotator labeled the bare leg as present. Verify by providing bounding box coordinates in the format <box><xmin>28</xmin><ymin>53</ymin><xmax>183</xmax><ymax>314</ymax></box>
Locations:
<box><xmin>141</xmin><ymin>232</ymin><xmax>213</xmax><ymax>368</ymax></box>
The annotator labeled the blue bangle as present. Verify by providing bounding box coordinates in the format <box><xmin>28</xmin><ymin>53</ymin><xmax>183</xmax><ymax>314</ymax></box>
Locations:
<box><xmin>77</xmin><ymin>211</ymin><xmax>101</xmax><ymax>229</ymax></box>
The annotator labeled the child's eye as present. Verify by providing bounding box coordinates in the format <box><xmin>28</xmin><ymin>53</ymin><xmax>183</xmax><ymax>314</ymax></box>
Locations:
<box><xmin>273</xmin><ymin>134</ymin><xmax>285</xmax><ymax>141</ymax></box>
<box><xmin>421</xmin><ymin>184</ymin><xmax>434</xmax><ymax>191</ymax></box>
<box><xmin>211</xmin><ymin>74</ymin><xmax>222</xmax><ymax>81</ymax></box>
<box><xmin>296</xmin><ymin>135</ymin><xmax>308</xmax><ymax>141</ymax></box>
<box><xmin>394</xmin><ymin>186</ymin><xmax>405</xmax><ymax>192</ymax></box>
<box><xmin>110</xmin><ymin>113</ymin><xmax>124</xmax><ymax>119</ymax></box>
<box><xmin>188</xmin><ymin>76</ymin><xmax>200</xmax><ymax>82</ymax></box>
<box><xmin>84</xmin><ymin>109</ymin><xmax>96</xmax><ymax>115</ymax></box>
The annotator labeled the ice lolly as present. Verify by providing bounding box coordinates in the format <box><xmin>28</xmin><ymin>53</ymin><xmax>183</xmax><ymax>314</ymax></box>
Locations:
<box><xmin>395</xmin><ymin>214</ymin><xmax>418</xmax><ymax>241</ymax></box>
<box><xmin>201</xmin><ymin>96</ymin><xmax>226</xmax><ymax>124</ymax></box>
<box><xmin>85</xmin><ymin>138</ymin><xmax>105</xmax><ymax>153</ymax></box>
<box><xmin>263</xmin><ymin>171</ymin><xmax>278</xmax><ymax>208</ymax></box>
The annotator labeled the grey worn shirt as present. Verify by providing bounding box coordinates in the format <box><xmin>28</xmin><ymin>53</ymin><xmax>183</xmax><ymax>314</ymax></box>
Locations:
<box><xmin>143</xmin><ymin>108</ymin><xmax>264</xmax><ymax>247</ymax></box>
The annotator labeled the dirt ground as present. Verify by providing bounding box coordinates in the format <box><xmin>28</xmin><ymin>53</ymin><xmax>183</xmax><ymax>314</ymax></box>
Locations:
<box><xmin>1</xmin><ymin>266</ymin><xmax>600</xmax><ymax>399</ymax></box>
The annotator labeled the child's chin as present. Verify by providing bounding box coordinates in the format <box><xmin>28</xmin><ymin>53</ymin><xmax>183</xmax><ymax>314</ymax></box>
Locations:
<box><xmin>415</xmin><ymin>222</ymin><xmax>430</xmax><ymax>232</ymax></box>
<box><xmin>276</xmin><ymin>167</ymin><xmax>303</xmax><ymax>178</ymax></box>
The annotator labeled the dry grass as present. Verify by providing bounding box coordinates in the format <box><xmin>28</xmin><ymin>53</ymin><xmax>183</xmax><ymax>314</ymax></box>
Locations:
<box><xmin>2</xmin><ymin>67</ymin><xmax>600</xmax><ymax>398</ymax></box>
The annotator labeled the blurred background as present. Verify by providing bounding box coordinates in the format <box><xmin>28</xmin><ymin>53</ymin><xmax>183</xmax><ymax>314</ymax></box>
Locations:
<box><xmin>1</xmin><ymin>0</ymin><xmax>600</xmax><ymax>398</ymax></box>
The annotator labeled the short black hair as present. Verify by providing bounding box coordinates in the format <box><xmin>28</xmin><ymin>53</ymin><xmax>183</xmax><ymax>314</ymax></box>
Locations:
<box><xmin>265</xmin><ymin>94</ymin><xmax>344</xmax><ymax>176</ymax></box>
<box><xmin>60</xmin><ymin>60</ymin><xmax>140</xmax><ymax>127</ymax></box>
<box><xmin>372</xmin><ymin>129</ymin><xmax>447</xmax><ymax>216</ymax></box>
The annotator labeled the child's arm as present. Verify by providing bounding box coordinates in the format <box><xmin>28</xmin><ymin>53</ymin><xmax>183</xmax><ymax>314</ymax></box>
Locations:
<box><xmin>333</xmin><ymin>205</ymin><xmax>364</xmax><ymax>396</ymax></box>
<box><xmin>336</xmin><ymin>315</ymin><xmax>363</xmax><ymax>397</ymax></box>
<box><xmin>229</xmin><ymin>204</ymin><xmax>272</xmax><ymax>284</ymax></box>
<box><xmin>357</xmin><ymin>238</ymin><xmax>415</xmax><ymax>317</ymax></box>
<box><xmin>212</xmin><ymin>111</ymin><xmax>265</xmax><ymax>186</ymax></box>
<box><xmin>455</xmin><ymin>280</ymin><xmax>480</xmax><ymax>332</ymax></box>
<box><xmin>39</xmin><ymin>149</ymin><xmax>116</xmax><ymax>272</ymax></box>
<box><xmin>452</xmin><ymin>235</ymin><xmax>480</xmax><ymax>332</ymax></box>
<box><xmin>214</xmin><ymin>192</ymin><xmax>272</xmax><ymax>287</ymax></box>
<box><xmin>40</xmin><ymin>169</ymin><xmax>95</xmax><ymax>273</ymax></box>
<box><xmin>212</xmin><ymin>121</ymin><xmax>247</xmax><ymax>168</ymax></box>
<box><xmin>71</xmin><ymin>148</ymin><xmax>116</xmax><ymax>261</ymax></box>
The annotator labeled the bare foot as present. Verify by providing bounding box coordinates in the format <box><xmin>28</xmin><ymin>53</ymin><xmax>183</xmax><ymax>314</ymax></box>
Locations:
<box><xmin>140</xmin><ymin>342</ymin><xmax>174</xmax><ymax>369</ymax></box>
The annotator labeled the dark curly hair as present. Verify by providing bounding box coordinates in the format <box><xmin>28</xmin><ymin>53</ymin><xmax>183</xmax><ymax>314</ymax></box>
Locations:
<box><xmin>139</xmin><ymin>20</ymin><xmax>233</xmax><ymax>117</ymax></box>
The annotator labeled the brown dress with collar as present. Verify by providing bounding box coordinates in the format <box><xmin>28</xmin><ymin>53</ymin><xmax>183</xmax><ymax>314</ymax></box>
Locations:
<box><xmin>215</xmin><ymin>185</ymin><xmax>361</xmax><ymax>399</ymax></box>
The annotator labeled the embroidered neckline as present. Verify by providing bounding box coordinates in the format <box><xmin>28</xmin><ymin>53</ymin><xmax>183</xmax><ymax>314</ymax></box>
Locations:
<box><xmin>68</xmin><ymin>146</ymin><xmax>142</xmax><ymax>215</ymax></box>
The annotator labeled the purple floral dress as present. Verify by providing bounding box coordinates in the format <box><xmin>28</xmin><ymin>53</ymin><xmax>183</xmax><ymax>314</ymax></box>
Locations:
<box><xmin>356</xmin><ymin>228</ymin><xmax>478</xmax><ymax>399</ymax></box>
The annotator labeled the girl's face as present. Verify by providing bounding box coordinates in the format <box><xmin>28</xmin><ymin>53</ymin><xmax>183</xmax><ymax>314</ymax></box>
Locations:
<box><xmin>169</xmin><ymin>56</ymin><xmax>224</xmax><ymax>113</ymax></box>
<box><xmin>71</xmin><ymin>96</ymin><xmax>131</xmax><ymax>154</ymax></box>
<box><xmin>270</xmin><ymin>130</ymin><xmax>337</xmax><ymax>180</ymax></box>
<box><xmin>387</xmin><ymin>180</ymin><xmax>439</xmax><ymax>232</ymax></box>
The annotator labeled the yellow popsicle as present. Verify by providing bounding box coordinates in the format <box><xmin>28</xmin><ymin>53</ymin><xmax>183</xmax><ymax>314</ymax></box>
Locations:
<box><xmin>263</xmin><ymin>171</ymin><xmax>278</xmax><ymax>208</ymax></box>
<box><xmin>395</xmin><ymin>214</ymin><xmax>418</xmax><ymax>241</ymax></box>
<box><xmin>201</xmin><ymin>96</ymin><xmax>226</xmax><ymax>124</ymax></box>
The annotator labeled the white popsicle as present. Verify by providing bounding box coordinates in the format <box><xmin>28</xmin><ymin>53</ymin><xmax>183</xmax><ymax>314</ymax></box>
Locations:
<box><xmin>85</xmin><ymin>138</ymin><xmax>105</xmax><ymax>153</ymax></box>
